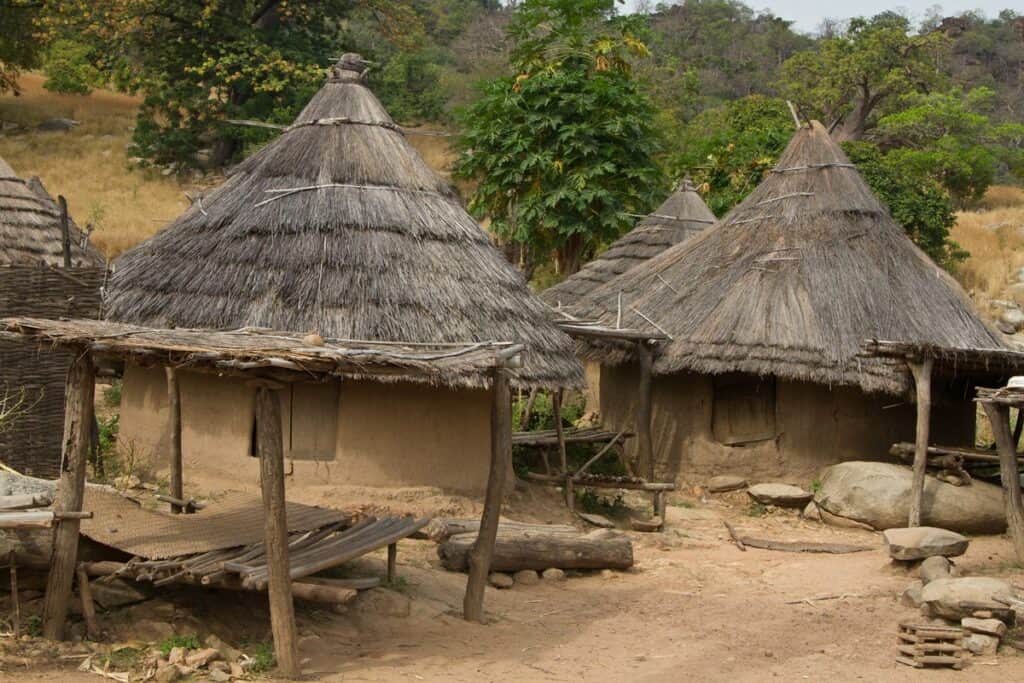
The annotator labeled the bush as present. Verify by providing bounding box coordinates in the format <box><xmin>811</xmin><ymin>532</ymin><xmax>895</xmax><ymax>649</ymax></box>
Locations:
<box><xmin>43</xmin><ymin>40</ymin><xmax>100</xmax><ymax>95</ymax></box>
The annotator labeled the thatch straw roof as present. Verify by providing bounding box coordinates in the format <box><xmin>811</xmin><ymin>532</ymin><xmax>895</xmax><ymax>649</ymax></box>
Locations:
<box><xmin>540</xmin><ymin>180</ymin><xmax>714</xmax><ymax>310</ymax></box>
<box><xmin>105</xmin><ymin>55</ymin><xmax>582</xmax><ymax>390</ymax></box>
<box><xmin>575</xmin><ymin>122</ymin><xmax>1003</xmax><ymax>394</ymax></box>
<box><xmin>0</xmin><ymin>156</ymin><xmax>105</xmax><ymax>267</ymax></box>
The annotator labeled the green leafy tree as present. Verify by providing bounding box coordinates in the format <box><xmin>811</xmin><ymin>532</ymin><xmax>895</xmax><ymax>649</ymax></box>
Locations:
<box><xmin>43</xmin><ymin>1</ymin><xmax>418</xmax><ymax>169</ymax></box>
<box><xmin>0</xmin><ymin>0</ymin><xmax>44</xmax><ymax>94</ymax></box>
<box><xmin>454</xmin><ymin>0</ymin><xmax>665</xmax><ymax>276</ymax></box>
<box><xmin>778</xmin><ymin>13</ymin><xmax>949</xmax><ymax>141</ymax></box>
<box><xmin>871</xmin><ymin>87</ymin><xmax>1024</xmax><ymax>205</ymax></box>
<box><xmin>670</xmin><ymin>95</ymin><xmax>793</xmax><ymax>215</ymax></box>
<box><xmin>42</xmin><ymin>39</ymin><xmax>101</xmax><ymax>95</ymax></box>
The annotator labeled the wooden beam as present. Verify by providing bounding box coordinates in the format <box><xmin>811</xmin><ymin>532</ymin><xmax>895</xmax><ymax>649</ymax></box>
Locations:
<box><xmin>42</xmin><ymin>350</ymin><xmax>94</xmax><ymax>641</ymax></box>
<box><xmin>165</xmin><ymin>367</ymin><xmax>184</xmax><ymax>514</ymax></box>
<box><xmin>463</xmin><ymin>368</ymin><xmax>512</xmax><ymax>623</ymax></box>
<box><xmin>636</xmin><ymin>342</ymin><xmax>655</xmax><ymax>481</ymax></box>
<box><xmin>58</xmin><ymin>195</ymin><xmax>71</xmax><ymax>269</ymax></box>
<box><xmin>75</xmin><ymin>563</ymin><xmax>100</xmax><ymax>640</ymax></box>
<box><xmin>387</xmin><ymin>543</ymin><xmax>397</xmax><ymax>583</ymax></box>
<box><xmin>907</xmin><ymin>358</ymin><xmax>933</xmax><ymax>527</ymax></box>
<box><xmin>552</xmin><ymin>389</ymin><xmax>567</xmax><ymax>475</ymax></box>
<box><xmin>255</xmin><ymin>386</ymin><xmax>299</xmax><ymax>677</ymax></box>
<box><xmin>980</xmin><ymin>402</ymin><xmax>1024</xmax><ymax>563</ymax></box>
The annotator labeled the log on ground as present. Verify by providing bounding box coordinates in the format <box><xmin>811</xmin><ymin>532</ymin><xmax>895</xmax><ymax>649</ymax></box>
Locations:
<box><xmin>438</xmin><ymin>530</ymin><xmax>633</xmax><ymax>572</ymax></box>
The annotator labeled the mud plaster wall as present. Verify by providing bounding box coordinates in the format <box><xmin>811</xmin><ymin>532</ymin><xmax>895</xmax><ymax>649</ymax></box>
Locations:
<box><xmin>118</xmin><ymin>364</ymin><xmax>493</xmax><ymax>493</ymax></box>
<box><xmin>599</xmin><ymin>364</ymin><xmax>975</xmax><ymax>483</ymax></box>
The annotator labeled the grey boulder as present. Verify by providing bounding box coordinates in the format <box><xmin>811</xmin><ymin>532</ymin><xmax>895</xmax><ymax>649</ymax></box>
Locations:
<box><xmin>815</xmin><ymin>461</ymin><xmax>1006</xmax><ymax>533</ymax></box>
<box><xmin>747</xmin><ymin>483</ymin><xmax>813</xmax><ymax>508</ymax></box>
<box><xmin>920</xmin><ymin>577</ymin><xmax>1014</xmax><ymax>620</ymax></box>
<box><xmin>883</xmin><ymin>527</ymin><xmax>969</xmax><ymax>561</ymax></box>
<box><xmin>707</xmin><ymin>475</ymin><xmax>748</xmax><ymax>493</ymax></box>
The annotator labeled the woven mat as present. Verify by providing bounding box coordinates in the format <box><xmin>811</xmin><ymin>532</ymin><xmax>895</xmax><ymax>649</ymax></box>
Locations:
<box><xmin>79</xmin><ymin>488</ymin><xmax>350</xmax><ymax>560</ymax></box>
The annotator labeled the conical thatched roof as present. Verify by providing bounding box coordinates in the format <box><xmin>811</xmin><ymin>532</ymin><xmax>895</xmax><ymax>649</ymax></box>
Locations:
<box><xmin>0</xmin><ymin>156</ymin><xmax>105</xmax><ymax>267</ymax></box>
<box><xmin>575</xmin><ymin>122</ymin><xmax>1003</xmax><ymax>394</ymax></box>
<box><xmin>105</xmin><ymin>55</ymin><xmax>582</xmax><ymax>390</ymax></box>
<box><xmin>540</xmin><ymin>180</ymin><xmax>715</xmax><ymax>310</ymax></box>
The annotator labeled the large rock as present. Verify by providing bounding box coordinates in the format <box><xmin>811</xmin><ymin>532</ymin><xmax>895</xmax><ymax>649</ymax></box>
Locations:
<box><xmin>707</xmin><ymin>475</ymin><xmax>748</xmax><ymax>493</ymax></box>
<box><xmin>920</xmin><ymin>577</ymin><xmax>1014</xmax><ymax>620</ymax></box>
<box><xmin>747</xmin><ymin>483</ymin><xmax>812</xmax><ymax>508</ymax></box>
<box><xmin>815</xmin><ymin>461</ymin><xmax>1006</xmax><ymax>533</ymax></box>
<box><xmin>919</xmin><ymin>556</ymin><xmax>953</xmax><ymax>585</ymax></box>
<box><xmin>883</xmin><ymin>527</ymin><xmax>969</xmax><ymax>561</ymax></box>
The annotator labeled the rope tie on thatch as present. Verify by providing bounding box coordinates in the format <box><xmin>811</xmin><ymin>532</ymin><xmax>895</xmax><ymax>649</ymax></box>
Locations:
<box><xmin>655</xmin><ymin>274</ymin><xmax>679</xmax><ymax>294</ymax></box>
<box><xmin>755</xmin><ymin>192</ymin><xmax>815</xmax><ymax>206</ymax></box>
<box><xmin>624</xmin><ymin>212</ymin><xmax>716</xmax><ymax>223</ymax></box>
<box><xmin>286</xmin><ymin>117</ymin><xmax>405</xmax><ymax>136</ymax></box>
<box><xmin>630</xmin><ymin>307</ymin><xmax>674</xmax><ymax>340</ymax></box>
<box><xmin>0</xmin><ymin>176</ymin><xmax>27</xmax><ymax>184</ymax></box>
<box><xmin>254</xmin><ymin>183</ymin><xmax>449</xmax><ymax>208</ymax></box>
<box><xmin>771</xmin><ymin>163</ymin><xmax>855</xmax><ymax>174</ymax></box>
<box><xmin>731</xmin><ymin>216</ymin><xmax>777</xmax><ymax>226</ymax></box>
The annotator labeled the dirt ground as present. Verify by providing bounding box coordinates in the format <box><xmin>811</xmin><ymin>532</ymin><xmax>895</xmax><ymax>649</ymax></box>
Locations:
<box><xmin>3</xmin><ymin>479</ymin><xmax>1023</xmax><ymax>683</ymax></box>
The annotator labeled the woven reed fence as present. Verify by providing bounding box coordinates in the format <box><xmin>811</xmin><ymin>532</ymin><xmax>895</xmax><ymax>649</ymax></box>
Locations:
<box><xmin>0</xmin><ymin>266</ymin><xmax>105</xmax><ymax>477</ymax></box>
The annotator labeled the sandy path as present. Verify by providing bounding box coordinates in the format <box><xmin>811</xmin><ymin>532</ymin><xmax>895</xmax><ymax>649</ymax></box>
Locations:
<box><xmin>3</xmin><ymin>489</ymin><xmax>1022</xmax><ymax>682</ymax></box>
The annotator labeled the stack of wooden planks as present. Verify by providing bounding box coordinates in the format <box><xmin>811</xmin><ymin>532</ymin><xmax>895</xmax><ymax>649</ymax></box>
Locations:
<box><xmin>896</xmin><ymin>622</ymin><xmax>966</xmax><ymax>670</ymax></box>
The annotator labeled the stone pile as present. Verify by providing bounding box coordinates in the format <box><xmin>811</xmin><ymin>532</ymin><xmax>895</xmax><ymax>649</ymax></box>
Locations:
<box><xmin>488</xmin><ymin>567</ymin><xmax>568</xmax><ymax>589</ymax></box>
<box><xmin>892</xmin><ymin>525</ymin><xmax>1023</xmax><ymax>660</ymax></box>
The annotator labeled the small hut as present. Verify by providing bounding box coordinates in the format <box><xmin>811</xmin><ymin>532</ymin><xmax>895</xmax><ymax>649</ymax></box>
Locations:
<box><xmin>105</xmin><ymin>55</ymin><xmax>583</xmax><ymax>493</ymax></box>
<box><xmin>540</xmin><ymin>179</ymin><xmax>715</xmax><ymax>311</ymax></box>
<box><xmin>0</xmin><ymin>155</ymin><xmax>106</xmax><ymax>476</ymax></box>
<box><xmin>574</xmin><ymin>122</ymin><xmax>1005</xmax><ymax>482</ymax></box>
<box><xmin>540</xmin><ymin>180</ymin><xmax>715</xmax><ymax>415</ymax></box>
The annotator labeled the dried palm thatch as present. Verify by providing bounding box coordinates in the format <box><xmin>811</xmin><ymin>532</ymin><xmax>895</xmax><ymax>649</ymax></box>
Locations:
<box><xmin>574</xmin><ymin>121</ymin><xmax>1004</xmax><ymax>395</ymax></box>
<box><xmin>0</xmin><ymin>155</ymin><xmax>105</xmax><ymax>267</ymax></box>
<box><xmin>540</xmin><ymin>180</ymin><xmax>715</xmax><ymax>310</ymax></box>
<box><xmin>105</xmin><ymin>55</ymin><xmax>582</xmax><ymax>390</ymax></box>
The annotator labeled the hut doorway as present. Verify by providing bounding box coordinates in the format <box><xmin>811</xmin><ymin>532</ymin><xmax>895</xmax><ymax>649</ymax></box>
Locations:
<box><xmin>711</xmin><ymin>373</ymin><xmax>777</xmax><ymax>446</ymax></box>
<box><xmin>248</xmin><ymin>382</ymin><xmax>340</xmax><ymax>461</ymax></box>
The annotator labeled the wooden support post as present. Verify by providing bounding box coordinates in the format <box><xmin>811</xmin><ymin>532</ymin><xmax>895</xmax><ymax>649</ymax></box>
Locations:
<box><xmin>166</xmin><ymin>367</ymin><xmax>184</xmax><ymax>514</ymax></box>
<box><xmin>907</xmin><ymin>358</ymin><xmax>933</xmax><ymax>527</ymax></box>
<box><xmin>519</xmin><ymin>388</ymin><xmax>538</xmax><ymax>431</ymax></box>
<box><xmin>387</xmin><ymin>543</ymin><xmax>397</xmax><ymax>583</ymax></box>
<box><xmin>553</xmin><ymin>389</ymin><xmax>567</xmax><ymax>475</ymax></box>
<box><xmin>75</xmin><ymin>563</ymin><xmax>100</xmax><ymax>641</ymax></box>
<box><xmin>255</xmin><ymin>386</ymin><xmax>299</xmax><ymax>677</ymax></box>
<box><xmin>58</xmin><ymin>195</ymin><xmax>71</xmax><ymax>269</ymax></box>
<box><xmin>463</xmin><ymin>368</ymin><xmax>512</xmax><ymax>623</ymax></box>
<box><xmin>42</xmin><ymin>351</ymin><xmax>94</xmax><ymax>641</ymax></box>
<box><xmin>8</xmin><ymin>551</ymin><xmax>18</xmax><ymax>639</ymax></box>
<box><xmin>636</xmin><ymin>341</ymin><xmax>655</xmax><ymax>481</ymax></box>
<box><xmin>981</xmin><ymin>402</ymin><xmax>1024</xmax><ymax>563</ymax></box>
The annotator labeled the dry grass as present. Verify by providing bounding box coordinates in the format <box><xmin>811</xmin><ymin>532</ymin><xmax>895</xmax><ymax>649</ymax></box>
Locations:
<box><xmin>0</xmin><ymin>75</ymin><xmax>210</xmax><ymax>258</ymax></box>
<box><xmin>951</xmin><ymin>185</ymin><xmax>1024</xmax><ymax>307</ymax></box>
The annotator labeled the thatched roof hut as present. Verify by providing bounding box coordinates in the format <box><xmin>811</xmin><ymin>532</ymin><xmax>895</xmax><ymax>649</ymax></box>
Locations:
<box><xmin>105</xmin><ymin>55</ymin><xmax>582</xmax><ymax>493</ymax></box>
<box><xmin>540</xmin><ymin>180</ymin><xmax>714</xmax><ymax>311</ymax></box>
<box><xmin>105</xmin><ymin>55</ymin><xmax>580</xmax><ymax>391</ymax></box>
<box><xmin>0</xmin><ymin>156</ymin><xmax>104</xmax><ymax>267</ymax></box>
<box><xmin>577</xmin><ymin>121</ymin><xmax>1002</xmax><ymax>396</ymax></box>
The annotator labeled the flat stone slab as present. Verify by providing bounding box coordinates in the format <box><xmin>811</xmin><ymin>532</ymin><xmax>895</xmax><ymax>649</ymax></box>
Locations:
<box><xmin>921</xmin><ymin>577</ymin><xmax>1014</xmax><ymax>620</ymax></box>
<box><xmin>883</xmin><ymin>527</ymin><xmax>969</xmax><ymax>561</ymax></box>
<box><xmin>707</xmin><ymin>475</ymin><xmax>748</xmax><ymax>493</ymax></box>
<box><xmin>747</xmin><ymin>483</ymin><xmax>813</xmax><ymax>508</ymax></box>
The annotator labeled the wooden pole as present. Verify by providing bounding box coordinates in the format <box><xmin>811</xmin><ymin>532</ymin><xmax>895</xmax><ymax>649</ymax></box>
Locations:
<box><xmin>907</xmin><ymin>358</ymin><xmax>933</xmax><ymax>527</ymax></box>
<box><xmin>42</xmin><ymin>351</ymin><xmax>94</xmax><ymax>641</ymax></box>
<box><xmin>8</xmin><ymin>551</ymin><xmax>18</xmax><ymax>639</ymax></box>
<box><xmin>255</xmin><ymin>386</ymin><xmax>299</xmax><ymax>677</ymax></box>
<box><xmin>75</xmin><ymin>563</ymin><xmax>100</xmax><ymax>640</ymax></box>
<box><xmin>519</xmin><ymin>388</ymin><xmax>538</xmax><ymax>431</ymax></box>
<box><xmin>636</xmin><ymin>342</ymin><xmax>655</xmax><ymax>481</ymax></box>
<box><xmin>58</xmin><ymin>195</ymin><xmax>71</xmax><ymax>269</ymax></box>
<box><xmin>165</xmin><ymin>367</ymin><xmax>184</xmax><ymax>514</ymax></box>
<box><xmin>980</xmin><ymin>402</ymin><xmax>1024</xmax><ymax>563</ymax></box>
<box><xmin>463</xmin><ymin>368</ymin><xmax>511</xmax><ymax>623</ymax></box>
<box><xmin>552</xmin><ymin>389</ymin><xmax>567</xmax><ymax>474</ymax></box>
<box><xmin>387</xmin><ymin>543</ymin><xmax>397</xmax><ymax>583</ymax></box>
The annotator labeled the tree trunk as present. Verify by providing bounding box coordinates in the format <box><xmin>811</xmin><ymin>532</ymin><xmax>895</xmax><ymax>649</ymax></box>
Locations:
<box><xmin>441</xmin><ymin>529</ymin><xmax>634</xmax><ymax>573</ymax></box>
<box><xmin>556</xmin><ymin>233</ymin><xmax>585</xmax><ymax>277</ymax></box>
<box><xmin>833</xmin><ymin>95</ymin><xmax>874</xmax><ymax>142</ymax></box>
